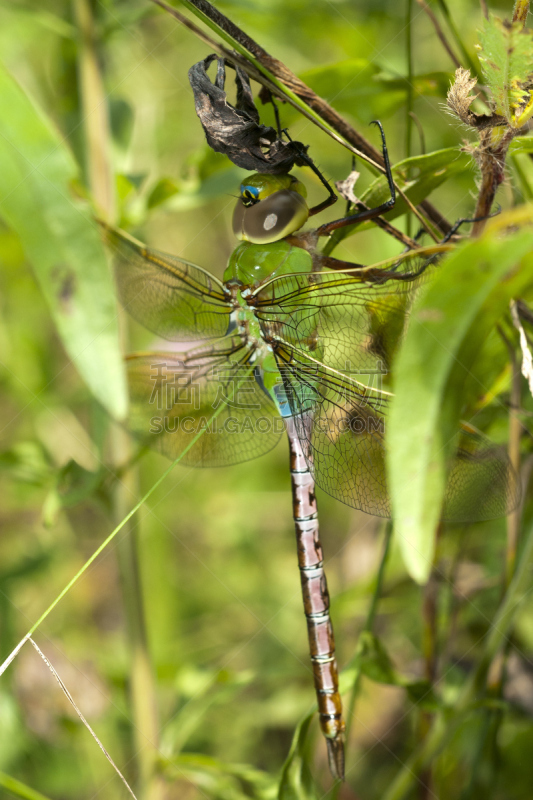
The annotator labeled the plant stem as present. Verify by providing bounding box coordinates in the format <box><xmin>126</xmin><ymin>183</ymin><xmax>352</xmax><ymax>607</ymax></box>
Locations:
<box><xmin>346</xmin><ymin>522</ymin><xmax>393</xmax><ymax>724</ymax></box>
<box><xmin>74</xmin><ymin>1</ymin><xmax>162</xmax><ymax>797</ymax></box>
<box><xmin>415</xmin><ymin>0</ymin><xmax>461</xmax><ymax>68</ymax></box>
<box><xmin>506</xmin><ymin>345</ymin><xmax>522</xmax><ymax>585</ymax></box>
<box><xmin>435</xmin><ymin>0</ymin><xmax>480</xmax><ymax>77</ymax></box>
<box><xmin>74</xmin><ymin>0</ymin><xmax>114</xmax><ymax>216</ymax></box>
<box><xmin>157</xmin><ymin>0</ymin><xmax>452</xmax><ymax>235</ymax></box>
<box><xmin>382</xmin><ymin>516</ymin><xmax>533</xmax><ymax>800</ymax></box>
<box><xmin>329</xmin><ymin>522</ymin><xmax>392</xmax><ymax>800</ymax></box>
<box><xmin>512</xmin><ymin>154</ymin><xmax>533</xmax><ymax>200</ymax></box>
<box><xmin>405</xmin><ymin>0</ymin><xmax>413</xmax><ymax>238</ymax></box>
<box><xmin>460</xmin><ymin>328</ymin><xmax>524</xmax><ymax>796</ymax></box>
<box><xmin>418</xmin><ymin>540</ymin><xmax>439</xmax><ymax>800</ymax></box>
<box><xmin>513</xmin><ymin>0</ymin><xmax>531</xmax><ymax>25</ymax></box>
<box><xmin>472</xmin><ymin>130</ymin><xmax>513</xmax><ymax>236</ymax></box>
<box><xmin>113</xmin><ymin>432</ymin><xmax>162</xmax><ymax>798</ymax></box>
<box><xmin>0</xmin><ymin>771</ymin><xmax>52</xmax><ymax>800</ymax></box>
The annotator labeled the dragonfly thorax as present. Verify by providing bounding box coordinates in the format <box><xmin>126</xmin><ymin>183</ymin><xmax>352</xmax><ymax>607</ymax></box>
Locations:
<box><xmin>224</xmin><ymin>238</ymin><xmax>313</xmax><ymax>289</ymax></box>
<box><xmin>232</xmin><ymin>172</ymin><xmax>309</xmax><ymax>244</ymax></box>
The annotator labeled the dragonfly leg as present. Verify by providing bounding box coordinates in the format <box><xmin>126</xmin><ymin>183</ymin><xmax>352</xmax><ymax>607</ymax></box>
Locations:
<box><xmin>440</xmin><ymin>208</ymin><xmax>501</xmax><ymax>242</ymax></box>
<box><xmin>282</xmin><ymin>130</ymin><xmax>339</xmax><ymax>216</ymax></box>
<box><xmin>312</xmin><ymin>252</ymin><xmax>432</xmax><ymax>283</ymax></box>
<box><xmin>284</xmin><ymin>417</ymin><xmax>345</xmax><ymax>781</ymax></box>
<box><xmin>315</xmin><ymin>120</ymin><xmax>396</xmax><ymax>237</ymax></box>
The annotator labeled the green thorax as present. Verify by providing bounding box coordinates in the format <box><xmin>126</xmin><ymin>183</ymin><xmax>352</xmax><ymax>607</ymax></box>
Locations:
<box><xmin>223</xmin><ymin>239</ymin><xmax>313</xmax><ymax>289</ymax></box>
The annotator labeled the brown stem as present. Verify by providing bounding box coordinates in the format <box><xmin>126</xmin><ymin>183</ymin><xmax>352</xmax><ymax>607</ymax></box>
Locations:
<box><xmin>74</xmin><ymin>0</ymin><xmax>114</xmax><ymax>216</ymax></box>
<box><xmin>513</xmin><ymin>0</ymin><xmax>531</xmax><ymax>25</ymax></box>
<box><xmin>415</xmin><ymin>0</ymin><xmax>462</xmax><ymax>69</ymax></box>
<box><xmin>152</xmin><ymin>0</ymin><xmax>451</xmax><ymax>236</ymax></box>
<box><xmin>471</xmin><ymin>130</ymin><xmax>512</xmax><ymax>236</ymax></box>
<box><xmin>409</xmin><ymin>112</ymin><xmax>427</xmax><ymax>156</ymax></box>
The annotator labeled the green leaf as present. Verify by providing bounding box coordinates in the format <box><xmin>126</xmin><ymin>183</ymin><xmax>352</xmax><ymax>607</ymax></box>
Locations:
<box><xmin>387</xmin><ymin>227</ymin><xmax>533</xmax><ymax>583</ymax></box>
<box><xmin>478</xmin><ymin>14</ymin><xmax>533</xmax><ymax>125</ymax></box>
<box><xmin>109</xmin><ymin>97</ymin><xmax>134</xmax><ymax>148</ymax></box>
<box><xmin>324</xmin><ymin>148</ymin><xmax>469</xmax><ymax>252</ymax></box>
<box><xmin>56</xmin><ymin>460</ymin><xmax>101</xmax><ymax>508</ymax></box>
<box><xmin>147</xmin><ymin>177</ymin><xmax>180</xmax><ymax>209</ymax></box>
<box><xmin>0</xmin><ymin>550</ymin><xmax>52</xmax><ymax>585</ymax></box>
<box><xmin>509</xmin><ymin>134</ymin><xmax>533</xmax><ymax>154</ymax></box>
<box><xmin>356</xmin><ymin>632</ymin><xmax>441</xmax><ymax>710</ymax></box>
<box><xmin>361</xmin><ymin>148</ymin><xmax>470</xmax><ymax>217</ymax></box>
<box><xmin>277</xmin><ymin>713</ymin><xmax>318</xmax><ymax>800</ymax></box>
<box><xmin>0</xmin><ymin>442</ymin><xmax>52</xmax><ymax>487</ymax></box>
<box><xmin>298</xmin><ymin>61</ymin><xmax>450</xmax><ymax>120</ymax></box>
<box><xmin>0</xmin><ymin>62</ymin><xmax>127</xmax><ymax>419</ymax></box>
<box><xmin>161</xmin><ymin>753</ymin><xmax>275</xmax><ymax>800</ymax></box>
<box><xmin>300</xmin><ymin>59</ymin><xmax>380</xmax><ymax>101</ymax></box>
<box><xmin>0</xmin><ymin>771</ymin><xmax>52</xmax><ymax>800</ymax></box>
<box><xmin>357</xmin><ymin>631</ymin><xmax>398</xmax><ymax>685</ymax></box>
<box><xmin>404</xmin><ymin>680</ymin><xmax>441</xmax><ymax>711</ymax></box>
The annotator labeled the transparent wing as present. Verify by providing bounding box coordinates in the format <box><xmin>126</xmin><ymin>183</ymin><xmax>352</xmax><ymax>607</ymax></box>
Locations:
<box><xmin>260</xmin><ymin>261</ymin><xmax>518</xmax><ymax>520</ymax></box>
<box><xmin>274</xmin><ymin>344</ymin><xmax>518</xmax><ymax>520</ymax></box>
<box><xmin>442</xmin><ymin>425</ymin><xmax>520</xmax><ymax>521</ymax></box>
<box><xmin>100</xmin><ymin>221</ymin><xmax>234</xmax><ymax>341</ymax></box>
<box><xmin>255</xmin><ymin>265</ymin><xmax>421</xmax><ymax>383</ymax></box>
<box><xmin>274</xmin><ymin>342</ymin><xmax>392</xmax><ymax>516</ymax></box>
<box><xmin>126</xmin><ymin>336</ymin><xmax>284</xmax><ymax>467</ymax></box>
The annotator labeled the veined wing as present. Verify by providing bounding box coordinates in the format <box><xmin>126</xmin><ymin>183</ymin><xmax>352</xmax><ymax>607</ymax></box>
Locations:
<box><xmin>274</xmin><ymin>341</ymin><xmax>391</xmax><ymax>516</ymax></box>
<box><xmin>127</xmin><ymin>336</ymin><xmax>284</xmax><ymax>467</ymax></box>
<box><xmin>442</xmin><ymin>424</ymin><xmax>520</xmax><ymax>521</ymax></box>
<box><xmin>254</xmin><ymin>264</ymin><xmax>424</xmax><ymax>384</ymax></box>
<box><xmin>99</xmin><ymin>221</ymin><xmax>234</xmax><ymax>341</ymax></box>
<box><xmin>272</xmin><ymin>341</ymin><xmax>518</xmax><ymax>522</ymax></box>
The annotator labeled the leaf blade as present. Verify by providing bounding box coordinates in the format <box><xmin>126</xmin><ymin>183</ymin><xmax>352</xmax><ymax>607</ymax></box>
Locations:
<box><xmin>387</xmin><ymin>227</ymin><xmax>533</xmax><ymax>583</ymax></box>
<box><xmin>0</xmin><ymin>62</ymin><xmax>127</xmax><ymax>419</ymax></box>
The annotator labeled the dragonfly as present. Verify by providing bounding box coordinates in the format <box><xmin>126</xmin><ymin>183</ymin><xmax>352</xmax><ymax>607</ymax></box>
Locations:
<box><xmin>100</xmin><ymin>126</ymin><xmax>517</xmax><ymax>780</ymax></box>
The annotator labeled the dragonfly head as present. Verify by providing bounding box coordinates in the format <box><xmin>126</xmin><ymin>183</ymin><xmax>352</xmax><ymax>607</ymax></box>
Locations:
<box><xmin>233</xmin><ymin>173</ymin><xmax>309</xmax><ymax>244</ymax></box>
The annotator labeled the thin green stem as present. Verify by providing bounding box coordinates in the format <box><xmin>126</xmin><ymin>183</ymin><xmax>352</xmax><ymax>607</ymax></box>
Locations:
<box><xmin>114</xmin><ymin>427</ymin><xmax>162</xmax><ymax>799</ymax></box>
<box><xmin>415</xmin><ymin>0</ymin><xmax>461</xmax><ymax>68</ymax></box>
<box><xmin>435</xmin><ymin>0</ymin><xmax>480</xmax><ymax>77</ymax></box>
<box><xmin>419</xmin><ymin>564</ymin><xmax>439</xmax><ymax>800</ymax></box>
<box><xmin>347</xmin><ymin>521</ymin><xmax>393</xmax><ymax>708</ymax></box>
<box><xmin>155</xmin><ymin>0</ymin><xmax>449</xmax><ymax>237</ymax></box>
<box><xmin>512</xmin><ymin>154</ymin><xmax>533</xmax><ymax>201</ymax></box>
<box><xmin>382</xmin><ymin>516</ymin><xmax>533</xmax><ymax>800</ymax></box>
<box><xmin>0</xmin><ymin>772</ymin><xmax>52</xmax><ymax>800</ymax></box>
<box><xmin>506</xmin><ymin>351</ymin><xmax>522</xmax><ymax>586</ymax></box>
<box><xmin>74</xmin><ymin>1</ymin><xmax>162</xmax><ymax>795</ymax></box>
<box><xmin>406</xmin><ymin>0</ymin><xmax>413</xmax><ymax>237</ymax></box>
<box><xmin>0</xmin><ymin>400</ymin><xmax>229</xmax><ymax>676</ymax></box>
<box><xmin>73</xmin><ymin>0</ymin><xmax>114</xmax><ymax>217</ymax></box>
<box><xmin>330</xmin><ymin>522</ymin><xmax>392</xmax><ymax>800</ymax></box>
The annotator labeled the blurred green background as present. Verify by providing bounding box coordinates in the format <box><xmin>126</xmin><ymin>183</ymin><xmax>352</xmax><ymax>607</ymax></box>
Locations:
<box><xmin>1</xmin><ymin>1</ymin><xmax>533</xmax><ymax>799</ymax></box>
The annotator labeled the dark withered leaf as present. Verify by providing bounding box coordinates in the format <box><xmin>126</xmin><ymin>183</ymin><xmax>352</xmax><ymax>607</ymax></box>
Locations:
<box><xmin>447</xmin><ymin>67</ymin><xmax>506</xmax><ymax>129</ymax></box>
<box><xmin>188</xmin><ymin>55</ymin><xmax>306</xmax><ymax>174</ymax></box>
<box><xmin>335</xmin><ymin>169</ymin><xmax>360</xmax><ymax>203</ymax></box>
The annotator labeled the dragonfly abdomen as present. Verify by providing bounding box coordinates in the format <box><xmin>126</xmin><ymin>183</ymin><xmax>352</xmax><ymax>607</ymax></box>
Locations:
<box><xmin>285</xmin><ymin>418</ymin><xmax>345</xmax><ymax>780</ymax></box>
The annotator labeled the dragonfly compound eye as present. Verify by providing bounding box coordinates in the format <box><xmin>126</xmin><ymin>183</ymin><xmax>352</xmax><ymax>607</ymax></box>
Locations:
<box><xmin>232</xmin><ymin>189</ymin><xmax>309</xmax><ymax>244</ymax></box>
<box><xmin>242</xmin><ymin>188</ymin><xmax>259</xmax><ymax>207</ymax></box>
